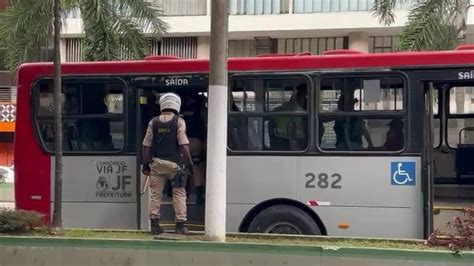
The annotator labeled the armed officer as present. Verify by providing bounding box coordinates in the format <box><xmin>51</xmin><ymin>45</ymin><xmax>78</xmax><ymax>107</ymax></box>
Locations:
<box><xmin>141</xmin><ymin>92</ymin><xmax>194</xmax><ymax>235</ymax></box>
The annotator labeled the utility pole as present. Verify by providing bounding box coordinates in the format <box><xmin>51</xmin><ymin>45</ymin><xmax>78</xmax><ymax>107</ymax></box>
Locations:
<box><xmin>51</xmin><ymin>0</ymin><xmax>63</xmax><ymax>231</ymax></box>
<box><xmin>205</xmin><ymin>0</ymin><xmax>228</xmax><ymax>242</ymax></box>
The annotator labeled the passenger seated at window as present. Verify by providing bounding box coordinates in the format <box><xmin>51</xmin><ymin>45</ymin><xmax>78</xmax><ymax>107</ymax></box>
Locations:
<box><xmin>228</xmin><ymin>92</ymin><xmax>245</xmax><ymax>149</ymax></box>
<box><xmin>382</xmin><ymin>118</ymin><xmax>404</xmax><ymax>151</ymax></box>
<box><xmin>334</xmin><ymin>96</ymin><xmax>374</xmax><ymax>150</ymax></box>
<box><xmin>270</xmin><ymin>85</ymin><xmax>307</xmax><ymax>150</ymax></box>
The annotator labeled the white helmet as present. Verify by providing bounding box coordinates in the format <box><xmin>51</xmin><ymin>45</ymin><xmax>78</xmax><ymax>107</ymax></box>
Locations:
<box><xmin>159</xmin><ymin>92</ymin><xmax>181</xmax><ymax>113</ymax></box>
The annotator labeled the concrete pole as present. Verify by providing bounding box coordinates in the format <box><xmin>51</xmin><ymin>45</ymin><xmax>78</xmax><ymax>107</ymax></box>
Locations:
<box><xmin>51</xmin><ymin>0</ymin><xmax>63</xmax><ymax>231</ymax></box>
<box><xmin>205</xmin><ymin>0</ymin><xmax>228</xmax><ymax>242</ymax></box>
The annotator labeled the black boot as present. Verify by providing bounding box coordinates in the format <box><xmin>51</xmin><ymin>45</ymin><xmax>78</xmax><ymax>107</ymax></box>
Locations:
<box><xmin>175</xmin><ymin>221</ymin><xmax>190</xmax><ymax>235</ymax></box>
<box><xmin>150</xmin><ymin>219</ymin><xmax>164</xmax><ymax>235</ymax></box>
<box><xmin>195</xmin><ymin>186</ymin><xmax>205</xmax><ymax>205</ymax></box>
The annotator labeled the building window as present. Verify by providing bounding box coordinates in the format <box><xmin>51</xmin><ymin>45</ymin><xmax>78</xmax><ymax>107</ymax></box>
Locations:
<box><xmin>229</xmin><ymin>76</ymin><xmax>309</xmax><ymax>151</ymax></box>
<box><xmin>66</xmin><ymin>38</ymin><xmax>84</xmax><ymax>62</ymax></box>
<box><xmin>0</xmin><ymin>87</ymin><xmax>11</xmax><ymax>102</ymax></box>
<box><xmin>65</xmin><ymin>37</ymin><xmax>198</xmax><ymax>61</ymax></box>
<box><xmin>229</xmin><ymin>39</ymin><xmax>276</xmax><ymax>57</ymax></box>
<box><xmin>159</xmin><ymin>37</ymin><xmax>198</xmax><ymax>59</ymax></box>
<box><xmin>35</xmin><ymin>78</ymin><xmax>125</xmax><ymax>152</ymax></box>
<box><xmin>229</xmin><ymin>0</ymin><xmax>289</xmax><ymax>15</ymax></box>
<box><xmin>370</xmin><ymin>36</ymin><xmax>400</xmax><ymax>53</ymax></box>
<box><xmin>277</xmin><ymin>37</ymin><xmax>347</xmax><ymax>55</ymax></box>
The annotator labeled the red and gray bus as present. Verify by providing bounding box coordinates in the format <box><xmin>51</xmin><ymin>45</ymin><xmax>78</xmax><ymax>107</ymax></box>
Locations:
<box><xmin>14</xmin><ymin>46</ymin><xmax>474</xmax><ymax>239</ymax></box>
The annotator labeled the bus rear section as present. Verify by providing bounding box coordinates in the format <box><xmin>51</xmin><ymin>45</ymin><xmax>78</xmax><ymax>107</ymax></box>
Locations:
<box><xmin>226</xmin><ymin>73</ymin><xmax>423</xmax><ymax>238</ymax></box>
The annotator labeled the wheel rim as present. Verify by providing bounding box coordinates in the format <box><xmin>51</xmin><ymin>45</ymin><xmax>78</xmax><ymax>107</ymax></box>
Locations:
<box><xmin>264</xmin><ymin>222</ymin><xmax>302</xmax><ymax>234</ymax></box>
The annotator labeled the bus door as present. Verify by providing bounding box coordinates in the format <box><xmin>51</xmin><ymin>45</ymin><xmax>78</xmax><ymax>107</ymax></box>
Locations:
<box><xmin>135</xmin><ymin>75</ymin><xmax>208</xmax><ymax>231</ymax></box>
<box><xmin>423</xmin><ymin>82</ymin><xmax>435</xmax><ymax>237</ymax></box>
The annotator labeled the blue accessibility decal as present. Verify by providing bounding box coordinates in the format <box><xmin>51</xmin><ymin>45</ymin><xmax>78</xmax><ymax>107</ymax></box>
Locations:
<box><xmin>391</xmin><ymin>161</ymin><xmax>415</xmax><ymax>186</ymax></box>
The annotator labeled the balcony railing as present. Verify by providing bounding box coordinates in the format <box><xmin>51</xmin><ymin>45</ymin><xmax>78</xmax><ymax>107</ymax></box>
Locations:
<box><xmin>65</xmin><ymin>0</ymin><xmax>420</xmax><ymax>18</ymax></box>
<box><xmin>149</xmin><ymin>0</ymin><xmax>207</xmax><ymax>16</ymax></box>
<box><xmin>293</xmin><ymin>0</ymin><xmax>420</xmax><ymax>13</ymax></box>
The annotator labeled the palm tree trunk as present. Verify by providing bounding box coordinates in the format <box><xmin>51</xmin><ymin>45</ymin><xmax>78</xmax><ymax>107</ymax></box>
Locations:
<box><xmin>51</xmin><ymin>0</ymin><xmax>63</xmax><ymax>230</ymax></box>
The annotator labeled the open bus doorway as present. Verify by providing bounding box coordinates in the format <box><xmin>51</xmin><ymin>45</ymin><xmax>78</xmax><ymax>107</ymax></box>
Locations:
<box><xmin>430</xmin><ymin>82</ymin><xmax>474</xmax><ymax>190</ymax></box>
<box><xmin>426</xmin><ymin>80</ymin><xmax>474</xmax><ymax>234</ymax></box>
<box><xmin>136</xmin><ymin>75</ymin><xmax>208</xmax><ymax>231</ymax></box>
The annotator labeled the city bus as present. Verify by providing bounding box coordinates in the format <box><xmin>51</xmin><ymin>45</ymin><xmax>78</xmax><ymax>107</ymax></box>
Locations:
<box><xmin>14</xmin><ymin>46</ymin><xmax>474</xmax><ymax>239</ymax></box>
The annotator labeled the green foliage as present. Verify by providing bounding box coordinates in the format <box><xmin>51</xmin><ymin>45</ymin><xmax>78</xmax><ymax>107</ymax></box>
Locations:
<box><xmin>0</xmin><ymin>0</ymin><xmax>168</xmax><ymax>72</ymax></box>
<box><xmin>0</xmin><ymin>208</ymin><xmax>45</xmax><ymax>233</ymax></box>
<box><xmin>372</xmin><ymin>0</ymin><xmax>466</xmax><ymax>51</ymax></box>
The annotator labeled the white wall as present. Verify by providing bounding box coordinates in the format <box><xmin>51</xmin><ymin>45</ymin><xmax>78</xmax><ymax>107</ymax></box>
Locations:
<box><xmin>62</xmin><ymin>11</ymin><xmax>410</xmax><ymax>39</ymax></box>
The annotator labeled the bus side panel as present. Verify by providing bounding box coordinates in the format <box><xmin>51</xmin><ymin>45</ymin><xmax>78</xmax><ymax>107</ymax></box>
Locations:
<box><xmin>227</xmin><ymin>203</ymin><xmax>255</xmax><ymax>232</ymax></box>
<box><xmin>227</xmin><ymin>156</ymin><xmax>298</xmax><ymax>204</ymax></box>
<box><xmin>299</xmin><ymin>156</ymin><xmax>423</xmax><ymax>239</ymax></box>
<box><xmin>51</xmin><ymin>156</ymin><xmax>137</xmax><ymax>229</ymax></box>
<box><xmin>14</xmin><ymin>79</ymin><xmax>51</xmax><ymax>222</ymax></box>
<box><xmin>227</xmin><ymin>156</ymin><xmax>423</xmax><ymax>239</ymax></box>
<box><xmin>226</xmin><ymin>156</ymin><xmax>299</xmax><ymax>233</ymax></box>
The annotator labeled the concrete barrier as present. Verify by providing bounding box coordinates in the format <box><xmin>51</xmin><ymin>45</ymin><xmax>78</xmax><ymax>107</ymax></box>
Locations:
<box><xmin>0</xmin><ymin>236</ymin><xmax>473</xmax><ymax>266</ymax></box>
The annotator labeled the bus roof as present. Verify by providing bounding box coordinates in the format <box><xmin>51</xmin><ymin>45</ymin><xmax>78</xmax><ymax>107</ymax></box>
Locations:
<box><xmin>17</xmin><ymin>46</ymin><xmax>474</xmax><ymax>77</ymax></box>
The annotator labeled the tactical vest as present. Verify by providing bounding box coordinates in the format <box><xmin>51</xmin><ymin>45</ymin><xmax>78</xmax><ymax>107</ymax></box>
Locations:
<box><xmin>151</xmin><ymin>117</ymin><xmax>181</xmax><ymax>163</ymax></box>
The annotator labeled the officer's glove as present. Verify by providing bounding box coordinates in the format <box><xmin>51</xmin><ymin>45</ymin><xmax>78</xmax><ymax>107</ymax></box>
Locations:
<box><xmin>142</xmin><ymin>163</ymin><xmax>151</xmax><ymax>175</ymax></box>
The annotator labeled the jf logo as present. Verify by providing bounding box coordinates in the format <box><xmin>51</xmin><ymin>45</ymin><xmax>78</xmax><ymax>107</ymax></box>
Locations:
<box><xmin>391</xmin><ymin>161</ymin><xmax>416</xmax><ymax>186</ymax></box>
<box><xmin>96</xmin><ymin>176</ymin><xmax>108</xmax><ymax>191</ymax></box>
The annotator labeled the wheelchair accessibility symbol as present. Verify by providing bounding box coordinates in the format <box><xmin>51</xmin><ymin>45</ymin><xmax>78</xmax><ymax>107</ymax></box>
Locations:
<box><xmin>391</xmin><ymin>162</ymin><xmax>415</xmax><ymax>186</ymax></box>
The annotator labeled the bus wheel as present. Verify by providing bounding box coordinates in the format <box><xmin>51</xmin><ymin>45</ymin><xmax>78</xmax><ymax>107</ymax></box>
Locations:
<box><xmin>247</xmin><ymin>205</ymin><xmax>321</xmax><ymax>235</ymax></box>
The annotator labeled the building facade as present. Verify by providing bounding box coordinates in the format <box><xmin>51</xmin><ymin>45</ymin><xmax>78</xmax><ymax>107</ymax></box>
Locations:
<box><xmin>62</xmin><ymin>0</ymin><xmax>422</xmax><ymax>60</ymax></box>
<box><xmin>0</xmin><ymin>0</ymin><xmax>14</xmax><ymax>167</ymax></box>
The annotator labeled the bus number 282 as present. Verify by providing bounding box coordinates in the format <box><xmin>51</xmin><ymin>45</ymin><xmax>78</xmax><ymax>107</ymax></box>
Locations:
<box><xmin>305</xmin><ymin>173</ymin><xmax>342</xmax><ymax>189</ymax></box>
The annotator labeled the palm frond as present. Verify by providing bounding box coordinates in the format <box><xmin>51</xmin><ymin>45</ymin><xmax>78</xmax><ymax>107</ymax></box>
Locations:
<box><xmin>398</xmin><ymin>0</ymin><xmax>461</xmax><ymax>51</ymax></box>
<box><xmin>0</xmin><ymin>0</ymin><xmax>54</xmax><ymax>72</ymax></box>
<box><xmin>80</xmin><ymin>0</ymin><xmax>168</xmax><ymax>61</ymax></box>
<box><xmin>80</xmin><ymin>0</ymin><xmax>120</xmax><ymax>61</ymax></box>
<box><xmin>112</xmin><ymin>0</ymin><xmax>168</xmax><ymax>36</ymax></box>
<box><xmin>371</xmin><ymin>0</ymin><xmax>397</xmax><ymax>26</ymax></box>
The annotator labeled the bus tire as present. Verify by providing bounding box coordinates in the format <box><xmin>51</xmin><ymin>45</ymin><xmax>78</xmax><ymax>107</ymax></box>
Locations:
<box><xmin>247</xmin><ymin>205</ymin><xmax>321</xmax><ymax>235</ymax></box>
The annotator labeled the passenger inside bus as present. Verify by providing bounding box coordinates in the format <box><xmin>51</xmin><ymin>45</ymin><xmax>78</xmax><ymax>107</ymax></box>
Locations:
<box><xmin>180</xmin><ymin>91</ymin><xmax>207</xmax><ymax>204</ymax></box>
<box><xmin>334</xmin><ymin>95</ymin><xmax>374</xmax><ymax>150</ymax></box>
<box><xmin>228</xmin><ymin>92</ymin><xmax>244</xmax><ymax>150</ymax></box>
<box><xmin>269</xmin><ymin>84</ymin><xmax>307</xmax><ymax>150</ymax></box>
<box><xmin>382</xmin><ymin>118</ymin><xmax>405</xmax><ymax>151</ymax></box>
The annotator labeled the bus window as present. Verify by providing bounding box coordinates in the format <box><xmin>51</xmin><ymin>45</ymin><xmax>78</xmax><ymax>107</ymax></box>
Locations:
<box><xmin>447</xmin><ymin>87</ymin><xmax>474</xmax><ymax>148</ymax></box>
<box><xmin>228</xmin><ymin>76</ymin><xmax>309</xmax><ymax>151</ymax></box>
<box><xmin>319</xmin><ymin>75</ymin><xmax>405</xmax><ymax>152</ymax></box>
<box><xmin>35</xmin><ymin>79</ymin><xmax>125</xmax><ymax>152</ymax></box>
<box><xmin>230</xmin><ymin>79</ymin><xmax>256</xmax><ymax>112</ymax></box>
